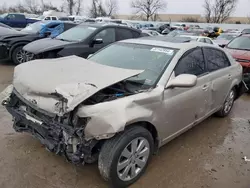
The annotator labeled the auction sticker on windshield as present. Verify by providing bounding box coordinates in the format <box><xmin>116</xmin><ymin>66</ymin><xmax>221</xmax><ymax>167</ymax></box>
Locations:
<box><xmin>150</xmin><ymin>48</ymin><xmax>174</xmax><ymax>55</ymax></box>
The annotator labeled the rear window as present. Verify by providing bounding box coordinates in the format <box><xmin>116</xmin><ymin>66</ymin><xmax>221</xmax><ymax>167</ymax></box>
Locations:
<box><xmin>227</xmin><ymin>36</ymin><xmax>250</xmax><ymax>50</ymax></box>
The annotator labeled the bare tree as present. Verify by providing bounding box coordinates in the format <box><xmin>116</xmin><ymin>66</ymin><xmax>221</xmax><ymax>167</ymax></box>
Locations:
<box><xmin>88</xmin><ymin>0</ymin><xmax>98</xmax><ymax>18</ymax></box>
<box><xmin>105</xmin><ymin>0</ymin><xmax>118</xmax><ymax>16</ymax></box>
<box><xmin>24</xmin><ymin>0</ymin><xmax>41</xmax><ymax>14</ymax></box>
<box><xmin>88</xmin><ymin>0</ymin><xmax>117</xmax><ymax>18</ymax></box>
<box><xmin>40</xmin><ymin>0</ymin><xmax>59</xmax><ymax>12</ymax></box>
<box><xmin>203</xmin><ymin>0</ymin><xmax>212</xmax><ymax>23</ymax></box>
<box><xmin>75</xmin><ymin>0</ymin><xmax>83</xmax><ymax>15</ymax></box>
<box><xmin>131</xmin><ymin>0</ymin><xmax>167</xmax><ymax>21</ymax></box>
<box><xmin>66</xmin><ymin>0</ymin><xmax>76</xmax><ymax>15</ymax></box>
<box><xmin>203</xmin><ymin>0</ymin><xmax>237</xmax><ymax>23</ymax></box>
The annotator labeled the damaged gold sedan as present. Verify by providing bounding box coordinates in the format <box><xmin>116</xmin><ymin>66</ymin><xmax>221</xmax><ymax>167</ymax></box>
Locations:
<box><xmin>1</xmin><ymin>37</ymin><xmax>247</xmax><ymax>187</ymax></box>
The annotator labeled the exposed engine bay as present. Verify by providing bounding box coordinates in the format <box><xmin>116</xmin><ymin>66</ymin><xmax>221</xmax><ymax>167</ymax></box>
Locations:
<box><xmin>2</xmin><ymin>79</ymin><xmax>146</xmax><ymax>165</ymax></box>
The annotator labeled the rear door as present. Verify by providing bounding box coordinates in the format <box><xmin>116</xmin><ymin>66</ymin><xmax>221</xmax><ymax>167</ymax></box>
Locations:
<box><xmin>116</xmin><ymin>28</ymin><xmax>135</xmax><ymax>41</ymax></box>
<box><xmin>163</xmin><ymin>47</ymin><xmax>212</xmax><ymax>139</ymax></box>
<box><xmin>203</xmin><ymin>47</ymin><xmax>234</xmax><ymax>110</ymax></box>
<box><xmin>15</xmin><ymin>14</ymin><xmax>26</xmax><ymax>28</ymax></box>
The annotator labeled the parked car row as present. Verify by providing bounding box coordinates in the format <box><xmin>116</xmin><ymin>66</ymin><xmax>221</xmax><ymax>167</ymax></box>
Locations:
<box><xmin>1</xmin><ymin>34</ymin><xmax>247</xmax><ymax>187</ymax></box>
<box><xmin>0</xmin><ymin>21</ymin><xmax>77</xmax><ymax>64</ymax></box>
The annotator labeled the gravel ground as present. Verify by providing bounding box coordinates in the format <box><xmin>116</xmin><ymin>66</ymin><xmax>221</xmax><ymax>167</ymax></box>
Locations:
<box><xmin>0</xmin><ymin>61</ymin><xmax>250</xmax><ymax>188</ymax></box>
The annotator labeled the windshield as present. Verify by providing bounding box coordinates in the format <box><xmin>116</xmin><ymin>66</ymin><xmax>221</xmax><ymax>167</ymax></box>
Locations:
<box><xmin>89</xmin><ymin>43</ymin><xmax>177</xmax><ymax>86</ymax></box>
<box><xmin>37</xmin><ymin>15</ymin><xmax>45</xmax><ymax>19</ymax></box>
<box><xmin>21</xmin><ymin>22</ymin><xmax>43</xmax><ymax>33</ymax></box>
<box><xmin>216</xmin><ymin>34</ymin><xmax>236</xmax><ymax>40</ymax></box>
<box><xmin>227</xmin><ymin>36</ymin><xmax>250</xmax><ymax>50</ymax></box>
<box><xmin>0</xmin><ymin>13</ymin><xmax>7</xmax><ymax>18</ymax></box>
<box><xmin>167</xmin><ymin>30</ymin><xmax>183</xmax><ymax>37</ymax></box>
<box><xmin>56</xmin><ymin>25</ymin><xmax>97</xmax><ymax>42</ymax></box>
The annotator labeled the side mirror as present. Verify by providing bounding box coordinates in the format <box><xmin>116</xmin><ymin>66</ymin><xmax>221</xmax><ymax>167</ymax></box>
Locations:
<box><xmin>93</xmin><ymin>38</ymin><xmax>103</xmax><ymax>44</ymax></box>
<box><xmin>166</xmin><ymin>74</ymin><xmax>197</xmax><ymax>89</ymax></box>
<box><xmin>87</xmin><ymin>54</ymin><xmax>93</xmax><ymax>59</ymax></box>
<box><xmin>220</xmin><ymin>44</ymin><xmax>226</xmax><ymax>48</ymax></box>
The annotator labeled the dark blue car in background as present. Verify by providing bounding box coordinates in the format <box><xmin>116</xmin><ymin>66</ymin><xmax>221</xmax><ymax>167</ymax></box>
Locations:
<box><xmin>0</xmin><ymin>20</ymin><xmax>77</xmax><ymax>64</ymax></box>
<box><xmin>0</xmin><ymin>13</ymin><xmax>38</xmax><ymax>28</ymax></box>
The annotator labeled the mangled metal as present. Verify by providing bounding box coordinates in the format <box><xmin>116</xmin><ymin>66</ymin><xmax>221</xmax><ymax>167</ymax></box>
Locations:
<box><xmin>1</xmin><ymin>55</ymin><xmax>151</xmax><ymax>164</ymax></box>
<box><xmin>13</xmin><ymin>56</ymin><xmax>143</xmax><ymax>115</ymax></box>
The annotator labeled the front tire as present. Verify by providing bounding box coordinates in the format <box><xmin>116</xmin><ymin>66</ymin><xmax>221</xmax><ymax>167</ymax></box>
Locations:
<box><xmin>216</xmin><ymin>89</ymin><xmax>235</xmax><ymax>117</ymax></box>
<box><xmin>11</xmin><ymin>46</ymin><xmax>34</xmax><ymax>65</ymax></box>
<box><xmin>98</xmin><ymin>126</ymin><xmax>154</xmax><ymax>188</ymax></box>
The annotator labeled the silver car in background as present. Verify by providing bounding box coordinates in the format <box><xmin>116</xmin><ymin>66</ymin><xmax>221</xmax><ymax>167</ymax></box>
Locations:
<box><xmin>1</xmin><ymin>37</ymin><xmax>246</xmax><ymax>187</ymax></box>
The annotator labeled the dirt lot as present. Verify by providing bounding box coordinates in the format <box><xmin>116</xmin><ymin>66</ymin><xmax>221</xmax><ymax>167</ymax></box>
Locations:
<box><xmin>0</xmin><ymin>62</ymin><xmax>250</xmax><ymax>188</ymax></box>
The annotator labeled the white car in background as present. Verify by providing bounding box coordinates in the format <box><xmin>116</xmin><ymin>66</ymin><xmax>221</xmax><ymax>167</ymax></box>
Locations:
<box><xmin>141</xmin><ymin>30</ymin><xmax>163</xmax><ymax>37</ymax></box>
<box><xmin>179</xmin><ymin>35</ymin><xmax>217</xmax><ymax>45</ymax></box>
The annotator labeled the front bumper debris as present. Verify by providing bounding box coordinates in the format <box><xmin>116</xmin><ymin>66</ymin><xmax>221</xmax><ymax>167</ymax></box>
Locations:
<box><xmin>3</xmin><ymin>91</ymin><xmax>98</xmax><ymax>164</ymax></box>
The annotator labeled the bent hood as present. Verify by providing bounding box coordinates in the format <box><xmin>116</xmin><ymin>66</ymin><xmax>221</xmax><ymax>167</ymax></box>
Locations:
<box><xmin>13</xmin><ymin>56</ymin><xmax>143</xmax><ymax>115</ymax></box>
<box><xmin>0</xmin><ymin>27</ymin><xmax>27</xmax><ymax>38</ymax></box>
<box><xmin>23</xmin><ymin>38</ymin><xmax>74</xmax><ymax>54</ymax></box>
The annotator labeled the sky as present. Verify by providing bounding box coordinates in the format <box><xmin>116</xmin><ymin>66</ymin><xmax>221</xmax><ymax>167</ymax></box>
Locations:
<box><xmin>2</xmin><ymin>0</ymin><xmax>250</xmax><ymax>17</ymax></box>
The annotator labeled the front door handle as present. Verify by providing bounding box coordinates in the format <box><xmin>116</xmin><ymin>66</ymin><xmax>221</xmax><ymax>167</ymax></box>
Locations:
<box><xmin>202</xmin><ymin>85</ymin><xmax>208</xmax><ymax>90</ymax></box>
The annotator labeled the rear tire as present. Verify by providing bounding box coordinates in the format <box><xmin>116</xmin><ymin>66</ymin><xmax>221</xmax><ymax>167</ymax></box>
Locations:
<box><xmin>215</xmin><ymin>89</ymin><xmax>235</xmax><ymax>117</ymax></box>
<box><xmin>98</xmin><ymin>126</ymin><xmax>154</xmax><ymax>188</ymax></box>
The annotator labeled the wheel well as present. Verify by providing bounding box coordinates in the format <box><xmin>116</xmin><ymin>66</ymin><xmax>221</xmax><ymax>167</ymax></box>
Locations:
<box><xmin>126</xmin><ymin>121</ymin><xmax>159</xmax><ymax>152</ymax></box>
<box><xmin>233</xmin><ymin>84</ymin><xmax>240</xmax><ymax>100</ymax></box>
<box><xmin>9</xmin><ymin>43</ymin><xmax>27</xmax><ymax>57</ymax></box>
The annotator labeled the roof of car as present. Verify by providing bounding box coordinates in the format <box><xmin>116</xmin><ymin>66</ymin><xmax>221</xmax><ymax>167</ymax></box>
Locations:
<box><xmin>78</xmin><ymin>22</ymin><xmax>141</xmax><ymax>32</ymax></box>
<box><xmin>121</xmin><ymin>36</ymin><xmax>218</xmax><ymax>50</ymax></box>
<box><xmin>241</xmin><ymin>34</ymin><xmax>250</xmax><ymax>37</ymax></box>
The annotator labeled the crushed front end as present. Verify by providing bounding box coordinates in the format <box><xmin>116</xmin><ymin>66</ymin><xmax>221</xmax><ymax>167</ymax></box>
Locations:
<box><xmin>2</xmin><ymin>89</ymin><xmax>99</xmax><ymax>165</ymax></box>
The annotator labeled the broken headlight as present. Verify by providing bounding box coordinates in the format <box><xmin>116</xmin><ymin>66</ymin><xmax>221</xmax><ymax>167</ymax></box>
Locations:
<box><xmin>72</xmin><ymin>113</ymin><xmax>90</xmax><ymax>128</ymax></box>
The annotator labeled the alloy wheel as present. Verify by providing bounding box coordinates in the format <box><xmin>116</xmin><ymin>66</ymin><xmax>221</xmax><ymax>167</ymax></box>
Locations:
<box><xmin>117</xmin><ymin>137</ymin><xmax>150</xmax><ymax>182</ymax></box>
<box><xmin>16</xmin><ymin>49</ymin><xmax>34</xmax><ymax>63</ymax></box>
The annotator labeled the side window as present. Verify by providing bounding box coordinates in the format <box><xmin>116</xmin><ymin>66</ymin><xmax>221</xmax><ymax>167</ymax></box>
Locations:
<box><xmin>203</xmin><ymin>48</ymin><xmax>230</xmax><ymax>72</ymax></box>
<box><xmin>15</xmin><ymin>14</ymin><xmax>25</xmax><ymax>20</ymax></box>
<box><xmin>199</xmin><ymin>38</ymin><xmax>206</xmax><ymax>43</ymax></box>
<box><xmin>7</xmin><ymin>14</ymin><xmax>16</xmax><ymax>20</ymax></box>
<box><xmin>52</xmin><ymin>17</ymin><xmax>57</xmax><ymax>20</ymax></box>
<box><xmin>205</xmin><ymin>38</ymin><xmax>212</xmax><ymax>44</ymax></box>
<box><xmin>175</xmin><ymin>48</ymin><xmax>206</xmax><ymax>76</ymax></box>
<box><xmin>94</xmin><ymin>28</ymin><xmax>115</xmax><ymax>43</ymax></box>
<box><xmin>116</xmin><ymin>28</ymin><xmax>133</xmax><ymax>40</ymax></box>
<box><xmin>44</xmin><ymin>17</ymin><xmax>50</xmax><ymax>20</ymax></box>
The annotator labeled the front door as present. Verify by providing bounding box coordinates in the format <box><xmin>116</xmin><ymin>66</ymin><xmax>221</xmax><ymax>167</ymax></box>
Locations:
<box><xmin>162</xmin><ymin>47</ymin><xmax>212</xmax><ymax>141</ymax></box>
<box><xmin>87</xmin><ymin>28</ymin><xmax>116</xmax><ymax>56</ymax></box>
